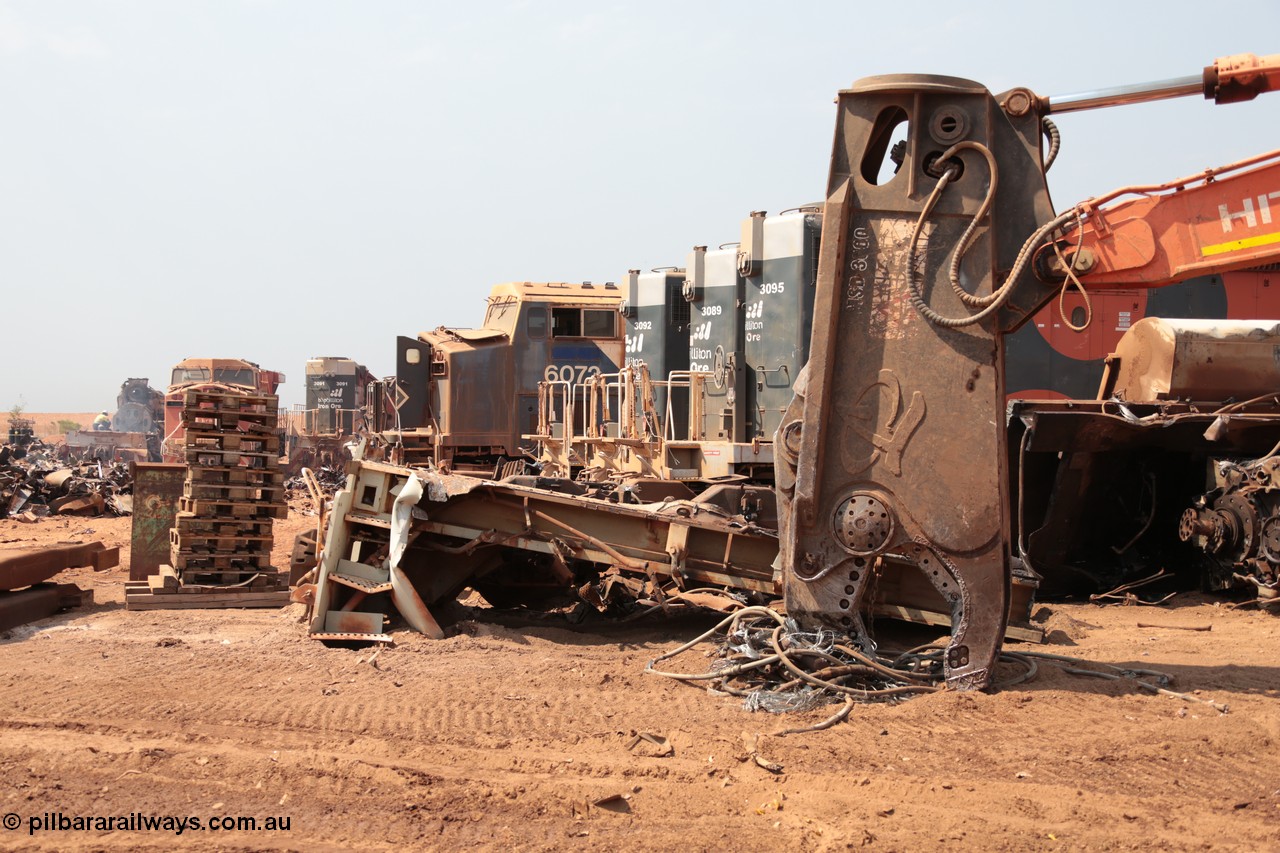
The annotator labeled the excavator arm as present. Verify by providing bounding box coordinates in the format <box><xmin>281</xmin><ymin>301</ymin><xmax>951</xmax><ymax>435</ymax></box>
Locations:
<box><xmin>1035</xmin><ymin>149</ymin><xmax>1280</xmax><ymax>288</ymax></box>
<box><xmin>777</xmin><ymin>54</ymin><xmax>1280</xmax><ymax>690</ymax></box>
<box><xmin>1034</xmin><ymin>52</ymin><xmax>1280</xmax><ymax>288</ymax></box>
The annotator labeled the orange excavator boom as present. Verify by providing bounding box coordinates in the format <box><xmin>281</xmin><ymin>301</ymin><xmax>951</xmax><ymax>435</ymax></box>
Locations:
<box><xmin>1036</xmin><ymin>149</ymin><xmax>1280</xmax><ymax>288</ymax></box>
<box><xmin>1030</xmin><ymin>53</ymin><xmax>1280</xmax><ymax>290</ymax></box>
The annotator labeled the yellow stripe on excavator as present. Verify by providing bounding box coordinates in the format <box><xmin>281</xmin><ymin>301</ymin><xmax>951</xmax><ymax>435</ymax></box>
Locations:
<box><xmin>1202</xmin><ymin>230</ymin><xmax>1280</xmax><ymax>256</ymax></box>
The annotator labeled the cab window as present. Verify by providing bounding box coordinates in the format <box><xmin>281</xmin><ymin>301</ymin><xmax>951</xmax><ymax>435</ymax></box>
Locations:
<box><xmin>583</xmin><ymin>309</ymin><xmax>616</xmax><ymax>338</ymax></box>
<box><xmin>213</xmin><ymin>368</ymin><xmax>255</xmax><ymax>386</ymax></box>
<box><xmin>171</xmin><ymin>367</ymin><xmax>210</xmax><ymax>384</ymax></box>
<box><xmin>551</xmin><ymin>307</ymin><xmax>617</xmax><ymax>338</ymax></box>
<box><xmin>527</xmin><ymin>308</ymin><xmax>547</xmax><ymax>339</ymax></box>
<box><xmin>552</xmin><ymin>307</ymin><xmax>582</xmax><ymax>337</ymax></box>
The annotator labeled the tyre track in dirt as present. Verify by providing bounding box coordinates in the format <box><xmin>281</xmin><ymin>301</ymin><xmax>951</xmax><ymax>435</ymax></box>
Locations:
<box><xmin>5</xmin><ymin>627</ymin><xmax>1277</xmax><ymax>851</ymax></box>
<box><xmin>0</xmin><ymin>704</ymin><xmax>795</xmax><ymax>850</ymax></box>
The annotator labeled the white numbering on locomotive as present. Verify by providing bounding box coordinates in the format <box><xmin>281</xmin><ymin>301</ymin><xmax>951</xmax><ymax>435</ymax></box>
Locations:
<box><xmin>543</xmin><ymin>364</ymin><xmax>603</xmax><ymax>383</ymax></box>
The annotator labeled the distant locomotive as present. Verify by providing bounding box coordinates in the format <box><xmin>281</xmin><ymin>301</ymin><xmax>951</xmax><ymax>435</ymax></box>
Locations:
<box><xmin>301</xmin><ymin>356</ymin><xmax>375</xmax><ymax>437</ymax></box>
<box><xmin>282</xmin><ymin>357</ymin><xmax>377</xmax><ymax>472</ymax></box>
<box><xmin>61</xmin><ymin>378</ymin><xmax>164</xmax><ymax>462</ymax></box>
<box><xmin>112</xmin><ymin>378</ymin><xmax>164</xmax><ymax>435</ymax></box>
<box><xmin>162</xmin><ymin>358</ymin><xmax>286</xmax><ymax>462</ymax></box>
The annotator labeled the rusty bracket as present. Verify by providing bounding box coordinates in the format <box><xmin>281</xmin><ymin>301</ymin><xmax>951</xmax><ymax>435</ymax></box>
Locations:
<box><xmin>666</xmin><ymin>524</ymin><xmax>690</xmax><ymax>589</ymax></box>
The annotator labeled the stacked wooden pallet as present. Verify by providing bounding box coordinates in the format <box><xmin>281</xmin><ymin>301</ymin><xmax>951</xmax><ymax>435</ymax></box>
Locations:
<box><xmin>126</xmin><ymin>391</ymin><xmax>291</xmax><ymax>610</ymax></box>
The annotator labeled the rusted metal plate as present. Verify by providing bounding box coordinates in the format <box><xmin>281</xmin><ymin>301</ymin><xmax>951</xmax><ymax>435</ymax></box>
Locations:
<box><xmin>322</xmin><ymin>610</ymin><xmax>385</xmax><ymax>635</ymax></box>
<box><xmin>129</xmin><ymin>462</ymin><xmax>187</xmax><ymax>581</ymax></box>
<box><xmin>775</xmin><ymin>74</ymin><xmax>1056</xmax><ymax>690</ymax></box>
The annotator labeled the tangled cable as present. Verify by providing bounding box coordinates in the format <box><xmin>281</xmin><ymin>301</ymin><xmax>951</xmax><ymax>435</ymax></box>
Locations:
<box><xmin>645</xmin><ymin>607</ymin><xmax>1227</xmax><ymax>733</ymax></box>
<box><xmin>645</xmin><ymin>608</ymin><xmax>942</xmax><ymax>697</ymax></box>
<box><xmin>645</xmin><ymin>607</ymin><xmax>1041</xmax><ymax>733</ymax></box>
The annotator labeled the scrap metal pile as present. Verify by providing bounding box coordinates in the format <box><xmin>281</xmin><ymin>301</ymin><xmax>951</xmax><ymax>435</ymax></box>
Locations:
<box><xmin>284</xmin><ymin>464</ymin><xmax>346</xmax><ymax>512</ymax></box>
<box><xmin>302</xmin><ymin>457</ymin><xmax>1043</xmax><ymax>648</ymax></box>
<box><xmin>643</xmin><ymin>605</ymin><xmax>1227</xmax><ymax>727</ymax></box>
<box><xmin>1</xmin><ymin>440</ymin><xmax>134</xmax><ymax>520</ymax></box>
<box><xmin>646</xmin><ymin>607</ymin><xmax>953</xmax><ymax>712</ymax></box>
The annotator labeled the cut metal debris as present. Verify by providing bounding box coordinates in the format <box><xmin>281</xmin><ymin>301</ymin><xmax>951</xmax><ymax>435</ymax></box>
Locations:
<box><xmin>625</xmin><ymin>732</ymin><xmax>673</xmax><ymax>757</ymax></box>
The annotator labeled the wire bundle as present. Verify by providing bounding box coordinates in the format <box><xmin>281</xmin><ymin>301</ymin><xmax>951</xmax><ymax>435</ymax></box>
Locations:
<box><xmin>645</xmin><ymin>604</ymin><xmax>1228</xmax><ymax>731</ymax></box>
<box><xmin>645</xmin><ymin>607</ymin><xmax>949</xmax><ymax>719</ymax></box>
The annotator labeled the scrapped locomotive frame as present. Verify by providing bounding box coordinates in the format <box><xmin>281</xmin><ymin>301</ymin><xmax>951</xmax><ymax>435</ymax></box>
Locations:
<box><xmin>310</xmin><ymin>55</ymin><xmax>1280</xmax><ymax>690</ymax></box>
<box><xmin>306</xmin><ymin>449</ymin><xmax>1042</xmax><ymax>644</ymax></box>
<box><xmin>1014</xmin><ymin>318</ymin><xmax>1280</xmax><ymax>601</ymax></box>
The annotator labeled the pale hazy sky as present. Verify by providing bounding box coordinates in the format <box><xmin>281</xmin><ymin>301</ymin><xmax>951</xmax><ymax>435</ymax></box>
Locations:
<box><xmin>2</xmin><ymin>1</ymin><xmax>1277</xmax><ymax>411</ymax></box>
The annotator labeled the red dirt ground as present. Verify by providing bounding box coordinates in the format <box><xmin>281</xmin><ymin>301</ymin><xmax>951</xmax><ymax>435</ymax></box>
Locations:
<box><xmin>1</xmin><ymin>507</ymin><xmax>1278</xmax><ymax>851</ymax></box>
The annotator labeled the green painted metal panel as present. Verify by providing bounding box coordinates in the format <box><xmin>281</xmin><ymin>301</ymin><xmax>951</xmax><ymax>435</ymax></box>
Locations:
<box><xmin>129</xmin><ymin>463</ymin><xmax>186</xmax><ymax>581</ymax></box>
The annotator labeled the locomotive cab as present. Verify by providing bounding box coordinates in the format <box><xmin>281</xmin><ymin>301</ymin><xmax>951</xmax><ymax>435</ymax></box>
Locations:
<box><xmin>390</xmin><ymin>281</ymin><xmax>624</xmax><ymax>474</ymax></box>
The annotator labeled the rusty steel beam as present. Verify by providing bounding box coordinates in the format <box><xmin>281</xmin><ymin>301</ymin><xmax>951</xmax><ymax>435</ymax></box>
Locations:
<box><xmin>0</xmin><ymin>583</ymin><xmax>91</xmax><ymax>632</ymax></box>
<box><xmin>0</xmin><ymin>542</ymin><xmax>119</xmax><ymax>591</ymax></box>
